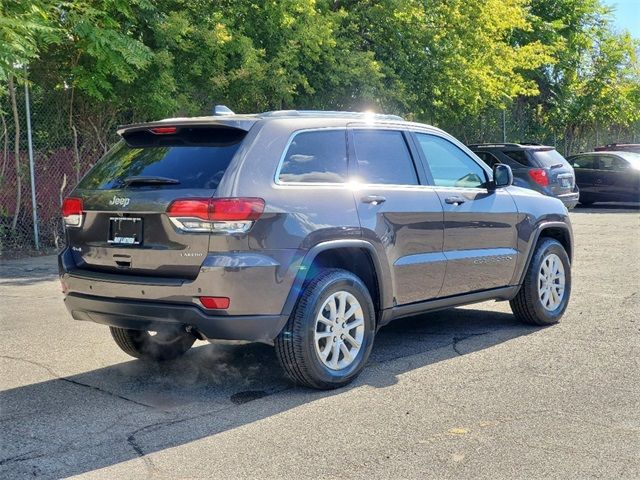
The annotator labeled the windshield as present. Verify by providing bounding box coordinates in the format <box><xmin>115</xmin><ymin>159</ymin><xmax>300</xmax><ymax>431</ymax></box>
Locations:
<box><xmin>77</xmin><ymin>140</ymin><xmax>242</xmax><ymax>190</ymax></box>
<box><xmin>531</xmin><ymin>149</ymin><xmax>571</xmax><ymax>168</ymax></box>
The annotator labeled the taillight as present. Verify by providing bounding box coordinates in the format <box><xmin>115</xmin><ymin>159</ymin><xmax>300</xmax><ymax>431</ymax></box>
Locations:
<box><xmin>528</xmin><ymin>168</ymin><xmax>549</xmax><ymax>187</ymax></box>
<box><xmin>167</xmin><ymin>197</ymin><xmax>265</xmax><ymax>233</ymax></box>
<box><xmin>62</xmin><ymin>197</ymin><xmax>84</xmax><ymax>227</ymax></box>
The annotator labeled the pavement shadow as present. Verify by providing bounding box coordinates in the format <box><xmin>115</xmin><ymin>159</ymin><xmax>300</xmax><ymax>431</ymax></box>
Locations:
<box><xmin>0</xmin><ymin>307</ymin><xmax>537</xmax><ymax>478</ymax></box>
<box><xmin>573</xmin><ymin>202</ymin><xmax>640</xmax><ymax>212</ymax></box>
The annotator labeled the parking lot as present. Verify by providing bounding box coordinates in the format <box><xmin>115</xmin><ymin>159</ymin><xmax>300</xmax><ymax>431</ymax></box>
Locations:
<box><xmin>1</xmin><ymin>205</ymin><xmax>638</xmax><ymax>479</ymax></box>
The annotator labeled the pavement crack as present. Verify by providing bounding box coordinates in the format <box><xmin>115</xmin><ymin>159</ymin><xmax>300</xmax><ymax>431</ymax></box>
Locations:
<box><xmin>0</xmin><ymin>451</ymin><xmax>46</xmax><ymax>466</ymax></box>
<box><xmin>451</xmin><ymin>332</ymin><xmax>490</xmax><ymax>356</ymax></box>
<box><xmin>0</xmin><ymin>355</ymin><xmax>157</xmax><ymax>410</ymax></box>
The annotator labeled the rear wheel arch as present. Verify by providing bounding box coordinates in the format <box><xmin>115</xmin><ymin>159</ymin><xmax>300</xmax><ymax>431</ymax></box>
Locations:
<box><xmin>281</xmin><ymin>241</ymin><xmax>390</xmax><ymax>323</ymax></box>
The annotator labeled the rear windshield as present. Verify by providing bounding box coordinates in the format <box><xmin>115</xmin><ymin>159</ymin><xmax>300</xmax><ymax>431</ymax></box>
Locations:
<box><xmin>77</xmin><ymin>139</ymin><xmax>242</xmax><ymax>190</ymax></box>
<box><xmin>531</xmin><ymin>149</ymin><xmax>571</xmax><ymax>168</ymax></box>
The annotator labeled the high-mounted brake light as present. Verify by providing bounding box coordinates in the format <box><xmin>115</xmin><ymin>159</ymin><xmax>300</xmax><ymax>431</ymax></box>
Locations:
<box><xmin>167</xmin><ymin>198</ymin><xmax>265</xmax><ymax>233</ymax></box>
<box><xmin>150</xmin><ymin>126</ymin><xmax>177</xmax><ymax>135</ymax></box>
<box><xmin>62</xmin><ymin>197</ymin><xmax>84</xmax><ymax>227</ymax></box>
<box><xmin>528</xmin><ymin>168</ymin><xmax>549</xmax><ymax>187</ymax></box>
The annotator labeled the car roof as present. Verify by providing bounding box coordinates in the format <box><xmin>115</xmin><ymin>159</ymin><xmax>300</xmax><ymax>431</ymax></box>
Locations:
<box><xmin>467</xmin><ymin>143</ymin><xmax>554</xmax><ymax>150</ymax></box>
<box><xmin>573</xmin><ymin>151</ymin><xmax>640</xmax><ymax>161</ymax></box>
<box><xmin>117</xmin><ymin>109</ymin><xmax>416</xmax><ymax>136</ymax></box>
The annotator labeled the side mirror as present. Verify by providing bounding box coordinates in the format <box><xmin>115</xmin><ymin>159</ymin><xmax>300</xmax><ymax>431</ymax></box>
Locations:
<box><xmin>492</xmin><ymin>163</ymin><xmax>513</xmax><ymax>189</ymax></box>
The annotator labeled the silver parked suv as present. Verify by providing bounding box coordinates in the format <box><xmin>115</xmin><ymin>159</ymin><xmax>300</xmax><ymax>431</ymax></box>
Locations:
<box><xmin>59</xmin><ymin>109</ymin><xmax>573</xmax><ymax>389</ymax></box>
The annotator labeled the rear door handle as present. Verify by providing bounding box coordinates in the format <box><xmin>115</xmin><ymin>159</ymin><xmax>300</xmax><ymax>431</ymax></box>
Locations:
<box><xmin>361</xmin><ymin>195</ymin><xmax>386</xmax><ymax>205</ymax></box>
<box><xmin>444</xmin><ymin>196</ymin><xmax>466</xmax><ymax>205</ymax></box>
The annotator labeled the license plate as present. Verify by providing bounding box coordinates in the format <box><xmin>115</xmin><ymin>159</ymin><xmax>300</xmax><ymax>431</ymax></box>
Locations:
<box><xmin>561</xmin><ymin>178</ymin><xmax>571</xmax><ymax>187</ymax></box>
<box><xmin>108</xmin><ymin>217</ymin><xmax>143</xmax><ymax>245</ymax></box>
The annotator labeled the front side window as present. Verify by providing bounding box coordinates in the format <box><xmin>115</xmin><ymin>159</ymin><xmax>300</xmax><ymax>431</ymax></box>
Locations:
<box><xmin>278</xmin><ymin>130</ymin><xmax>348</xmax><ymax>183</ymax></box>
<box><xmin>352</xmin><ymin>130</ymin><xmax>419</xmax><ymax>185</ymax></box>
<box><xmin>416</xmin><ymin>134</ymin><xmax>487</xmax><ymax>188</ymax></box>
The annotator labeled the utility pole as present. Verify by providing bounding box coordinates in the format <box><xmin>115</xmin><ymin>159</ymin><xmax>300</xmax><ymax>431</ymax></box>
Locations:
<box><xmin>502</xmin><ymin>109</ymin><xmax>506</xmax><ymax>143</ymax></box>
<box><xmin>24</xmin><ymin>69</ymin><xmax>39</xmax><ymax>250</ymax></box>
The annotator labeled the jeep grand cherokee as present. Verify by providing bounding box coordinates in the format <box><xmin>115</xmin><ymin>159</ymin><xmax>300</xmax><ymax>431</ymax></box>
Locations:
<box><xmin>60</xmin><ymin>110</ymin><xmax>573</xmax><ymax>389</ymax></box>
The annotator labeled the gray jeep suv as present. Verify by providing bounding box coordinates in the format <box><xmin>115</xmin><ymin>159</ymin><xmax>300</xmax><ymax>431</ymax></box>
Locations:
<box><xmin>59</xmin><ymin>110</ymin><xmax>573</xmax><ymax>389</ymax></box>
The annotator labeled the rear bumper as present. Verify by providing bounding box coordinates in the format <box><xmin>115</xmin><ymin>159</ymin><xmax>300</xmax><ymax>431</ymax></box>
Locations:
<box><xmin>64</xmin><ymin>292</ymin><xmax>287</xmax><ymax>342</ymax></box>
<box><xmin>556</xmin><ymin>191</ymin><xmax>580</xmax><ymax>209</ymax></box>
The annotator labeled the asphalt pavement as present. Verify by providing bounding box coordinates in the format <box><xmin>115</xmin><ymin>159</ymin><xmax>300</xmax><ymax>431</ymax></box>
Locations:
<box><xmin>1</xmin><ymin>205</ymin><xmax>638</xmax><ymax>479</ymax></box>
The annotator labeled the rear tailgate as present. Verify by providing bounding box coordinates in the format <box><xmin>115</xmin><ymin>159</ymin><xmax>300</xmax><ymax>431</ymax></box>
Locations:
<box><xmin>65</xmin><ymin>124</ymin><xmax>250</xmax><ymax>279</ymax></box>
<box><xmin>531</xmin><ymin>148</ymin><xmax>575</xmax><ymax>195</ymax></box>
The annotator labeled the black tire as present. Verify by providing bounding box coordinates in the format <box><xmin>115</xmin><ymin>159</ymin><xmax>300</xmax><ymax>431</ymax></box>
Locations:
<box><xmin>109</xmin><ymin>326</ymin><xmax>196</xmax><ymax>361</ymax></box>
<box><xmin>510</xmin><ymin>238</ymin><xmax>571</xmax><ymax>326</ymax></box>
<box><xmin>275</xmin><ymin>268</ymin><xmax>376</xmax><ymax>390</ymax></box>
<box><xmin>579</xmin><ymin>199</ymin><xmax>594</xmax><ymax>206</ymax></box>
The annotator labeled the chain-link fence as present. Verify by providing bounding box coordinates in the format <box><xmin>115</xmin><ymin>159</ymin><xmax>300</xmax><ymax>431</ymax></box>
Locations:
<box><xmin>0</xmin><ymin>84</ymin><xmax>117</xmax><ymax>257</ymax></box>
<box><xmin>1</xmin><ymin>82</ymin><xmax>639</xmax><ymax>258</ymax></box>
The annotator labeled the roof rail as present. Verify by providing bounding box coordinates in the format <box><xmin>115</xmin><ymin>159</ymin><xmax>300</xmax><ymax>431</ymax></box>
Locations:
<box><xmin>467</xmin><ymin>143</ymin><xmax>523</xmax><ymax>148</ymax></box>
<box><xmin>260</xmin><ymin>110</ymin><xmax>404</xmax><ymax>121</ymax></box>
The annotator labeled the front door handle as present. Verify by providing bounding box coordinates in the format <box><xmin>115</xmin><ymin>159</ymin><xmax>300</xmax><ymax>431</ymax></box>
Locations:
<box><xmin>444</xmin><ymin>196</ymin><xmax>466</xmax><ymax>205</ymax></box>
<box><xmin>361</xmin><ymin>195</ymin><xmax>386</xmax><ymax>205</ymax></box>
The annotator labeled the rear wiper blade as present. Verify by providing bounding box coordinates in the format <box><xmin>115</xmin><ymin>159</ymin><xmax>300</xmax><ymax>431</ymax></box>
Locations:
<box><xmin>549</xmin><ymin>163</ymin><xmax>565</xmax><ymax>169</ymax></box>
<box><xmin>122</xmin><ymin>176</ymin><xmax>180</xmax><ymax>186</ymax></box>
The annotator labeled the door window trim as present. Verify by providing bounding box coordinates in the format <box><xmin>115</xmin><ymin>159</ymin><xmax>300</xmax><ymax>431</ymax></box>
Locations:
<box><xmin>346</xmin><ymin>127</ymin><xmax>429</xmax><ymax>187</ymax></box>
<box><xmin>409</xmin><ymin>131</ymin><xmax>492</xmax><ymax>190</ymax></box>
<box><xmin>273</xmin><ymin>127</ymin><xmax>349</xmax><ymax>187</ymax></box>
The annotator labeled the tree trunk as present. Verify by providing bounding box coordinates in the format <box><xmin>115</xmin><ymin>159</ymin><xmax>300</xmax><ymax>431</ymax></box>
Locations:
<box><xmin>0</xmin><ymin>109</ymin><xmax>8</xmax><ymax>185</ymax></box>
<box><xmin>8</xmin><ymin>75</ymin><xmax>21</xmax><ymax>231</ymax></box>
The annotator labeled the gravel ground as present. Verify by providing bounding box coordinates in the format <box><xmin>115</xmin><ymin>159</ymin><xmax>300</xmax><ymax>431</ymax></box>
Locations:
<box><xmin>1</xmin><ymin>205</ymin><xmax>639</xmax><ymax>479</ymax></box>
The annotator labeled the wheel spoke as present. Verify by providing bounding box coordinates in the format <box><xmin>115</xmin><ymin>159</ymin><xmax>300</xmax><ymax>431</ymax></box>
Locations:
<box><xmin>315</xmin><ymin>330</ymin><xmax>333</xmax><ymax>339</ymax></box>
<box><xmin>330</xmin><ymin>342</ymin><xmax>340</xmax><ymax>368</ymax></box>
<box><xmin>346</xmin><ymin>317</ymin><xmax>364</xmax><ymax>329</ymax></box>
<box><xmin>328</xmin><ymin>296</ymin><xmax>337</xmax><ymax>321</ymax></box>
<box><xmin>343</xmin><ymin>332</ymin><xmax>361</xmax><ymax>349</ymax></box>
<box><xmin>339</xmin><ymin>342</ymin><xmax>353</xmax><ymax>363</ymax></box>
<box><xmin>337</xmin><ymin>292</ymin><xmax>347</xmax><ymax>319</ymax></box>
<box><xmin>317</xmin><ymin>315</ymin><xmax>333</xmax><ymax>327</ymax></box>
<box><xmin>343</xmin><ymin>303</ymin><xmax>359</xmax><ymax>322</ymax></box>
<box><xmin>321</xmin><ymin>340</ymin><xmax>332</xmax><ymax>359</ymax></box>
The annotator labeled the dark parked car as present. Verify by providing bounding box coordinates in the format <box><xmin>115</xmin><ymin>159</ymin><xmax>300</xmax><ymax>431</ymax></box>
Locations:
<box><xmin>468</xmin><ymin>143</ymin><xmax>579</xmax><ymax>209</ymax></box>
<box><xmin>567</xmin><ymin>151</ymin><xmax>640</xmax><ymax>205</ymax></box>
<box><xmin>594</xmin><ymin>143</ymin><xmax>640</xmax><ymax>154</ymax></box>
<box><xmin>59</xmin><ymin>110</ymin><xmax>573</xmax><ymax>389</ymax></box>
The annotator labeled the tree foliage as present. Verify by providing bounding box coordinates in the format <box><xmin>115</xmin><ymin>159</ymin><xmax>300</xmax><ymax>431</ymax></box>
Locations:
<box><xmin>1</xmin><ymin>0</ymin><xmax>639</xmax><ymax>150</ymax></box>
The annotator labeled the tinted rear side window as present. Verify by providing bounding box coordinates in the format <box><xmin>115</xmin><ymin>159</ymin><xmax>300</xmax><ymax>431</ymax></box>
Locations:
<box><xmin>474</xmin><ymin>151</ymin><xmax>500</xmax><ymax>167</ymax></box>
<box><xmin>352</xmin><ymin>130</ymin><xmax>418</xmax><ymax>185</ymax></box>
<box><xmin>531</xmin><ymin>149</ymin><xmax>571</xmax><ymax>168</ymax></box>
<box><xmin>278</xmin><ymin>130</ymin><xmax>348</xmax><ymax>183</ymax></box>
<box><xmin>78</xmin><ymin>133</ymin><xmax>244</xmax><ymax>190</ymax></box>
<box><xmin>503</xmin><ymin>150</ymin><xmax>531</xmax><ymax>166</ymax></box>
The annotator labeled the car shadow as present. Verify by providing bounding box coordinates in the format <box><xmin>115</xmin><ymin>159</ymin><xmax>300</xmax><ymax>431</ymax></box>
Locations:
<box><xmin>0</xmin><ymin>307</ymin><xmax>538</xmax><ymax>478</ymax></box>
<box><xmin>573</xmin><ymin>202</ymin><xmax>640</xmax><ymax>212</ymax></box>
